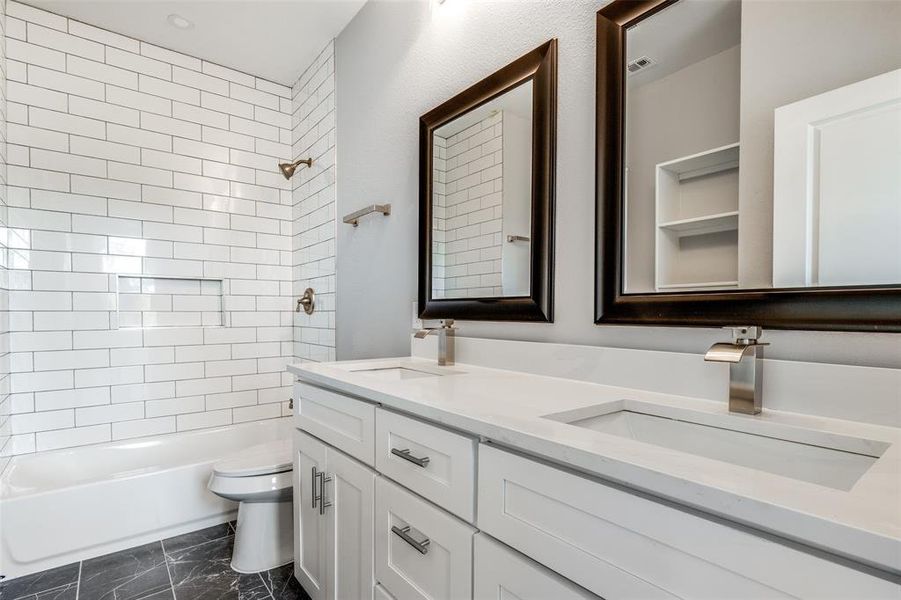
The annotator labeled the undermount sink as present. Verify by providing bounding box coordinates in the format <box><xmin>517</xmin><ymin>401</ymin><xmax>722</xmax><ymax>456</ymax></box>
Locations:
<box><xmin>352</xmin><ymin>367</ymin><xmax>442</xmax><ymax>381</ymax></box>
<box><xmin>544</xmin><ymin>403</ymin><xmax>889</xmax><ymax>491</ymax></box>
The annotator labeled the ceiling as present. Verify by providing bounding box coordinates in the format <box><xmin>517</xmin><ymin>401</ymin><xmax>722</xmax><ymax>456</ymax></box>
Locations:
<box><xmin>23</xmin><ymin>0</ymin><xmax>367</xmax><ymax>85</ymax></box>
<box><xmin>627</xmin><ymin>0</ymin><xmax>741</xmax><ymax>88</ymax></box>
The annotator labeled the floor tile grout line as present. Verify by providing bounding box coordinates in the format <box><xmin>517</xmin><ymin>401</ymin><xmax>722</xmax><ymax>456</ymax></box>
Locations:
<box><xmin>75</xmin><ymin>561</ymin><xmax>83</xmax><ymax>600</ymax></box>
<box><xmin>160</xmin><ymin>540</ymin><xmax>178</xmax><ymax>600</ymax></box>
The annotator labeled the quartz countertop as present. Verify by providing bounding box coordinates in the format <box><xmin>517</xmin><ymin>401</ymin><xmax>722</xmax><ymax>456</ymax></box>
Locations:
<box><xmin>288</xmin><ymin>357</ymin><xmax>901</xmax><ymax>574</ymax></box>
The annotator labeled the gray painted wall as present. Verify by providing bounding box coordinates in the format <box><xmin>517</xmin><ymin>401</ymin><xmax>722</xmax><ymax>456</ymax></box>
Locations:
<box><xmin>335</xmin><ymin>0</ymin><xmax>901</xmax><ymax>368</ymax></box>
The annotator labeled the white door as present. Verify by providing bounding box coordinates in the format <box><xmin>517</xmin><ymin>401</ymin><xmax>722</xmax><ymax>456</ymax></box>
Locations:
<box><xmin>773</xmin><ymin>68</ymin><xmax>901</xmax><ymax>287</ymax></box>
<box><xmin>325</xmin><ymin>447</ymin><xmax>376</xmax><ymax>600</ymax></box>
<box><xmin>293</xmin><ymin>430</ymin><xmax>329</xmax><ymax>600</ymax></box>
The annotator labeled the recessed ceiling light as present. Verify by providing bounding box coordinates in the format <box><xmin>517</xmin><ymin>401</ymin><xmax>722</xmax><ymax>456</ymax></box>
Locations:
<box><xmin>167</xmin><ymin>14</ymin><xmax>193</xmax><ymax>30</ymax></box>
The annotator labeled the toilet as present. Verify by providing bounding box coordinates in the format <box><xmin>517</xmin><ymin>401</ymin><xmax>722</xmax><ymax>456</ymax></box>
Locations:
<box><xmin>207</xmin><ymin>439</ymin><xmax>294</xmax><ymax>573</ymax></box>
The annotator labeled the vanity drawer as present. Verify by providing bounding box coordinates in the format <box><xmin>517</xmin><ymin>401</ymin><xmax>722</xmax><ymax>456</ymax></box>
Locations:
<box><xmin>478</xmin><ymin>444</ymin><xmax>898</xmax><ymax>600</ymax></box>
<box><xmin>294</xmin><ymin>381</ymin><xmax>375</xmax><ymax>466</ymax></box>
<box><xmin>375</xmin><ymin>476</ymin><xmax>475</xmax><ymax>600</ymax></box>
<box><xmin>474</xmin><ymin>533</ymin><xmax>600</xmax><ymax>600</ymax></box>
<box><xmin>375</xmin><ymin>408</ymin><xmax>477</xmax><ymax>522</ymax></box>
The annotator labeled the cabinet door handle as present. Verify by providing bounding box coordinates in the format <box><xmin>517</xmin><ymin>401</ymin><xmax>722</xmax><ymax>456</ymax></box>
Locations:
<box><xmin>391</xmin><ymin>525</ymin><xmax>430</xmax><ymax>554</ymax></box>
<box><xmin>319</xmin><ymin>471</ymin><xmax>332</xmax><ymax>516</ymax></box>
<box><xmin>391</xmin><ymin>448</ymin><xmax>430</xmax><ymax>467</ymax></box>
<box><xmin>311</xmin><ymin>466</ymin><xmax>319</xmax><ymax>509</ymax></box>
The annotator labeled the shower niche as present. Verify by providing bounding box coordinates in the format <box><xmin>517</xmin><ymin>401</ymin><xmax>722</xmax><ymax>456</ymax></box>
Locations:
<box><xmin>114</xmin><ymin>276</ymin><xmax>225</xmax><ymax>329</ymax></box>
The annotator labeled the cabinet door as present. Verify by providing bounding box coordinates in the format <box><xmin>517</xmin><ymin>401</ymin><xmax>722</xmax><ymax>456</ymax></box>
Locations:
<box><xmin>293</xmin><ymin>430</ymin><xmax>329</xmax><ymax>600</ymax></box>
<box><xmin>474</xmin><ymin>533</ymin><xmax>600</xmax><ymax>600</ymax></box>
<box><xmin>325</xmin><ymin>447</ymin><xmax>376</xmax><ymax>600</ymax></box>
<box><xmin>375</xmin><ymin>477</ymin><xmax>475</xmax><ymax>600</ymax></box>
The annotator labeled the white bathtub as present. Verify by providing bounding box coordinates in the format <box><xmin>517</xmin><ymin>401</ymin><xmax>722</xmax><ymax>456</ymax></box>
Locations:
<box><xmin>0</xmin><ymin>418</ymin><xmax>293</xmax><ymax>580</ymax></box>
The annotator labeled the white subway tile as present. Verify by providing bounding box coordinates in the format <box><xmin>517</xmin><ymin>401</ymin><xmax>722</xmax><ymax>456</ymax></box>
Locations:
<box><xmin>111</xmin><ymin>381</ymin><xmax>173</xmax><ymax>404</ymax></box>
<box><xmin>71</xmin><ymin>136</ymin><xmax>141</xmax><ymax>164</ymax></box>
<box><xmin>173</xmin><ymin>172</ymin><xmax>229</xmax><ymax>196</ymax></box>
<box><xmin>7</xmin><ymin>15</ymin><xmax>28</xmax><ymax>39</ymax></box>
<box><xmin>32</xmin><ymin>271</ymin><xmax>109</xmax><ymax>292</ymax></box>
<box><xmin>172</xmin><ymin>102</ymin><xmax>230</xmax><ymax>130</ymax></box>
<box><xmin>108</xmin><ymin>163</ymin><xmax>173</xmax><ymax>188</ymax></box>
<box><xmin>202</xmin><ymin>61</ymin><xmax>254</xmax><ymax>87</ymax></box>
<box><xmin>36</xmin><ymin>424</ymin><xmax>110</xmax><ymax>451</ymax></box>
<box><xmin>110</xmin><ymin>346</ymin><xmax>174</xmax><ymax>367</ymax></box>
<box><xmin>8</xmin><ymin>166</ymin><xmax>70</xmax><ymax>194</ymax></box>
<box><xmin>9</xmin><ymin>2</ymin><xmax>67</xmax><ymax>30</ymax></box>
<box><xmin>107</xmin><ymin>85</ymin><xmax>172</xmax><ymax>116</ymax></box>
<box><xmin>256</xmin><ymin>79</ymin><xmax>291</xmax><ymax>99</ymax></box>
<box><xmin>68</xmin><ymin>20</ymin><xmax>139</xmax><ymax>52</ymax></box>
<box><xmin>69</xmin><ymin>96</ymin><xmax>140</xmax><ymax>127</ymax></box>
<box><xmin>10</xmin><ymin>331</ymin><xmax>72</xmax><ymax>352</ymax></box>
<box><xmin>108</xmin><ymin>237</ymin><xmax>173</xmax><ymax>258</ymax></box>
<box><xmin>28</xmin><ymin>22</ymin><xmax>104</xmax><ymax>60</ymax></box>
<box><xmin>202</xmin><ymin>126</ymin><xmax>254</xmax><ymax>151</ymax></box>
<box><xmin>142</xmin><ymin>327</ymin><xmax>204</xmax><ymax>347</ymax></box>
<box><xmin>206</xmin><ymin>390</ymin><xmax>256</xmax><ymax>410</ymax></box>
<box><xmin>176</xmin><ymin>377</ymin><xmax>231</xmax><ymax>397</ymax></box>
<box><xmin>10</xmin><ymin>207</ymin><xmax>72</xmax><ymax>232</ymax></box>
<box><xmin>172</xmin><ymin>138</ymin><xmax>229</xmax><ymax>162</ymax></box>
<box><xmin>34</xmin><ymin>349</ymin><xmax>109</xmax><ymax>371</ymax></box>
<box><xmin>11</xmin><ymin>409</ymin><xmax>74</xmax><ymax>434</ymax></box>
<box><xmin>108</xmin><ymin>123</ymin><xmax>173</xmax><ymax>152</ymax></box>
<box><xmin>10</xmin><ymin>291</ymin><xmax>72</xmax><ymax>311</ymax></box>
<box><xmin>9</xmin><ymin>249</ymin><xmax>72</xmax><ymax>272</ymax></box>
<box><xmin>146</xmin><ymin>395</ymin><xmax>203</xmax><ymax>417</ymax></box>
<box><xmin>73</xmin><ymin>292</ymin><xmax>117</xmax><ymax>310</ymax></box>
<box><xmin>141</xmin><ymin>42</ymin><xmax>201</xmax><ymax>70</ymax></box>
<box><xmin>142</xmin><ymin>257</ymin><xmax>203</xmax><ymax>278</ymax></box>
<box><xmin>229</xmin><ymin>83</ymin><xmax>279</xmax><ymax>110</ymax></box>
<box><xmin>7</xmin><ymin>38</ymin><xmax>66</xmax><ymax>70</ymax></box>
<box><xmin>30</xmin><ymin>106</ymin><xmax>105</xmax><ymax>138</ymax></box>
<box><xmin>76</xmin><ymin>402</ymin><xmax>143</xmax><ymax>426</ymax></box>
<box><xmin>35</xmin><ymin>387</ymin><xmax>111</xmax><ymax>411</ymax></box>
<box><xmin>139</xmin><ymin>75</ymin><xmax>199</xmax><ymax>105</ymax></box>
<box><xmin>172</xmin><ymin>66</ymin><xmax>228</xmax><ymax>95</ymax></box>
<box><xmin>107</xmin><ymin>47</ymin><xmax>171</xmax><ymax>79</ymax></box>
<box><xmin>11</xmin><ymin>370</ymin><xmax>74</xmax><ymax>393</ymax></box>
<box><xmin>142</xmin><ymin>221</ymin><xmax>203</xmax><ymax>243</ymax></box>
<box><xmin>112</xmin><ymin>416</ymin><xmax>175</xmax><ymax>440</ymax></box>
<box><xmin>73</xmin><ymin>329</ymin><xmax>142</xmax><ymax>350</ymax></box>
<box><xmin>233</xmin><ymin>403</ymin><xmax>280</xmax><ymax>423</ymax></box>
<box><xmin>71</xmin><ymin>253</ymin><xmax>142</xmax><ymax>274</ymax></box>
<box><xmin>177</xmin><ymin>408</ymin><xmax>231</xmax><ymax>431</ymax></box>
<box><xmin>72</xmin><ymin>175</ymin><xmax>141</xmax><ymax>201</ymax></box>
<box><xmin>200</xmin><ymin>91</ymin><xmax>253</xmax><ymax>119</ymax></box>
<box><xmin>142</xmin><ymin>186</ymin><xmax>202</xmax><ymax>209</ymax></box>
<box><xmin>28</xmin><ymin>65</ymin><xmax>104</xmax><ymax>99</ymax></box>
<box><xmin>31</xmin><ymin>149</ymin><xmax>107</xmax><ymax>178</ymax></box>
<box><xmin>230</xmin><ymin>116</ymin><xmax>280</xmax><ymax>142</ymax></box>
<box><xmin>75</xmin><ymin>365</ymin><xmax>143</xmax><ymax>387</ymax></box>
<box><xmin>141</xmin><ymin>149</ymin><xmax>202</xmax><ymax>175</ymax></box>
<box><xmin>31</xmin><ymin>230</ymin><xmax>106</xmax><ymax>253</ymax></box>
<box><xmin>67</xmin><ymin>56</ymin><xmax>137</xmax><ymax>89</ymax></box>
<box><xmin>73</xmin><ymin>214</ymin><xmax>142</xmax><ymax>238</ymax></box>
<box><xmin>232</xmin><ymin>372</ymin><xmax>280</xmax><ymax>392</ymax></box>
<box><xmin>9</xmin><ymin>125</ymin><xmax>68</xmax><ymax>155</ymax></box>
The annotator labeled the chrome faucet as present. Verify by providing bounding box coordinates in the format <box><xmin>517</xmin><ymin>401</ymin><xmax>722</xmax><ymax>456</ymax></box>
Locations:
<box><xmin>704</xmin><ymin>326</ymin><xmax>768</xmax><ymax>415</ymax></box>
<box><xmin>413</xmin><ymin>319</ymin><xmax>456</xmax><ymax>366</ymax></box>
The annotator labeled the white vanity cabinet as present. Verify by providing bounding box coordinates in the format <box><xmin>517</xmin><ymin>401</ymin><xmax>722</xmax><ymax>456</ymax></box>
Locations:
<box><xmin>293</xmin><ymin>429</ymin><xmax>376</xmax><ymax>600</ymax></box>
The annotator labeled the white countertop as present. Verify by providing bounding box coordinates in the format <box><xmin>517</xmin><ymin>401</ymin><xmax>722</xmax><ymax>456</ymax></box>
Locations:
<box><xmin>288</xmin><ymin>356</ymin><xmax>901</xmax><ymax>574</ymax></box>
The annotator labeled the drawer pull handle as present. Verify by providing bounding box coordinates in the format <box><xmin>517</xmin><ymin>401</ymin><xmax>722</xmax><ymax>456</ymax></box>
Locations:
<box><xmin>391</xmin><ymin>448</ymin><xmax>430</xmax><ymax>467</ymax></box>
<box><xmin>312</xmin><ymin>467</ymin><xmax>331</xmax><ymax>514</ymax></box>
<box><xmin>391</xmin><ymin>525</ymin><xmax>430</xmax><ymax>554</ymax></box>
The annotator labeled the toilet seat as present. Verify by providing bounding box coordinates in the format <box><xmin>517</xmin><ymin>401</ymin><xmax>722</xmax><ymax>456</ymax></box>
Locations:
<box><xmin>213</xmin><ymin>439</ymin><xmax>292</xmax><ymax>478</ymax></box>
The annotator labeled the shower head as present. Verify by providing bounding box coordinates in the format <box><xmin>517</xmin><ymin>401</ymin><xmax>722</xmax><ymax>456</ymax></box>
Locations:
<box><xmin>278</xmin><ymin>158</ymin><xmax>313</xmax><ymax>180</ymax></box>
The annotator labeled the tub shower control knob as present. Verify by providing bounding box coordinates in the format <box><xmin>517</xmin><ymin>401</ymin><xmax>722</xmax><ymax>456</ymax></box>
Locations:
<box><xmin>296</xmin><ymin>288</ymin><xmax>315</xmax><ymax>315</ymax></box>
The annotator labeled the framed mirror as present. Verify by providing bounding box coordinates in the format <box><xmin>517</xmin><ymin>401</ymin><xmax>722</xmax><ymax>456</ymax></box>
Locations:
<box><xmin>596</xmin><ymin>0</ymin><xmax>901</xmax><ymax>331</ymax></box>
<box><xmin>419</xmin><ymin>40</ymin><xmax>556</xmax><ymax>322</ymax></box>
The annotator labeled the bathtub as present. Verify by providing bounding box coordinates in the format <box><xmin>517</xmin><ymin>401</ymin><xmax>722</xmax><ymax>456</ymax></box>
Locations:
<box><xmin>0</xmin><ymin>417</ymin><xmax>294</xmax><ymax>580</ymax></box>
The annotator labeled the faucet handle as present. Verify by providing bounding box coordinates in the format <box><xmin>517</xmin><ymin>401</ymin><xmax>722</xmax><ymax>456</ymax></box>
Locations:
<box><xmin>725</xmin><ymin>325</ymin><xmax>762</xmax><ymax>344</ymax></box>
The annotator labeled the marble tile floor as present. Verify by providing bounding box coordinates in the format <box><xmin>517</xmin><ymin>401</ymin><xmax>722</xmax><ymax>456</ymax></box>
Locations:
<box><xmin>0</xmin><ymin>523</ymin><xmax>310</xmax><ymax>600</ymax></box>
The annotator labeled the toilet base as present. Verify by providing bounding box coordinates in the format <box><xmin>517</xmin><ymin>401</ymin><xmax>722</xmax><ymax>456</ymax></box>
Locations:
<box><xmin>231</xmin><ymin>500</ymin><xmax>294</xmax><ymax>573</ymax></box>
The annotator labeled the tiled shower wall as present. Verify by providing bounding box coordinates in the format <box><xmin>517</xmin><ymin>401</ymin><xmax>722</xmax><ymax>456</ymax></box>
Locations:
<box><xmin>0</xmin><ymin>0</ymin><xmax>11</xmax><ymax>470</ymax></box>
<box><xmin>291</xmin><ymin>42</ymin><xmax>336</xmax><ymax>364</ymax></box>
<box><xmin>433</xmin><ymin>111</ymin><xmax>504</xmax><ymax>298</ymax></box>
<box><xmin>2</xmin><ymin>1</ymin><xmax>298</xmax><ymax>455</ymax></box>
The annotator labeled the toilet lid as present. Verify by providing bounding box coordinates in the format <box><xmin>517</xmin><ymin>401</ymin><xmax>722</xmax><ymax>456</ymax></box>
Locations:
<box><xmin>213</xmin><ymin>439</ymin><xmax>292</xmax><ymax>477</ymax></box>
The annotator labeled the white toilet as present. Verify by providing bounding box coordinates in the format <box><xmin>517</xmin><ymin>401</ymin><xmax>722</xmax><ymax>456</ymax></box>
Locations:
<box><xmin>207</xmin><ymin>439</ymin><xmax>294</xmax><ymax>573</ymax></box>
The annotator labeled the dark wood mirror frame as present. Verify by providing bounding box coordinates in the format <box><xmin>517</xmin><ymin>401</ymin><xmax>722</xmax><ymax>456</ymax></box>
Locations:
<box><xmin>595</xmin><ymin>0</ymin><xmax>901</xmax><ymax>332</ymax></box>
<box><xmin>419</xmin><ymin>39</ymin><xmax>556</xmax><ymax>322</ymax></box>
